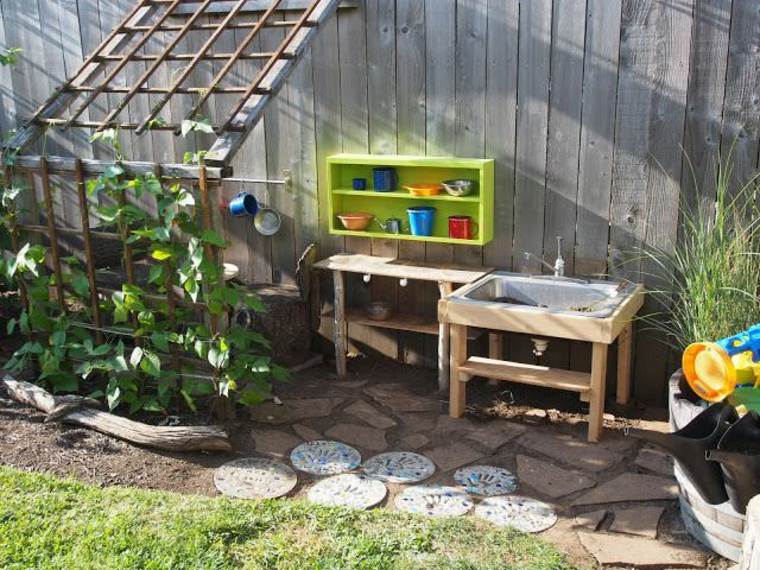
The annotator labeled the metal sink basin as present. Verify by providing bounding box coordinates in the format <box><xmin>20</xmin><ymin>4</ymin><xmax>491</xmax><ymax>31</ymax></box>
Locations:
<box><xmin>450</xmin><ymin>271</ymin><xmax>636</xmax><ymax>318</ymax></box>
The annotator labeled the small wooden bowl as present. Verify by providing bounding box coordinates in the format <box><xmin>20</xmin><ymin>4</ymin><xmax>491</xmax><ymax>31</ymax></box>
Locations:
<box><xmin>365</xmin><ymin>301</ymin><xmax>393</xmax><ymax>321</ymax></box>
<box><xmin>337</xmin><ymin>212</ymin><xmax>375</xmax><ymax>231</ymax></box>
<box><xmin>403</xmin><ymin>183</ymin><xmax>442</xmax><ymax>197</ymax></box>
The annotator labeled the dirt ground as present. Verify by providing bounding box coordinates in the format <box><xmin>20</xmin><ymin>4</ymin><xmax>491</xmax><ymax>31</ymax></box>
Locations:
<box><xmin>0</xmin><ymin>354</ymin><xmax>735</xmax><ymax>569</ymax></box>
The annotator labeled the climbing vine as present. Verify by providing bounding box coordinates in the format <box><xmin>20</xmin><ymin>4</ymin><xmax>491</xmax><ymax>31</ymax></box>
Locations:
<box><xmin>1</xmin><ymin>132</ymin><xmax>285</xmax><ymax>418</ymax></box>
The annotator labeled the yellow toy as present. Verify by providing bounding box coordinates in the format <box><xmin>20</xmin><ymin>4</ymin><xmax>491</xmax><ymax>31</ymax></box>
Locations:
<box><xmin>682</xmin><ymin>324</ymin><xmax>760</xmax><ymax>402</ymax></box>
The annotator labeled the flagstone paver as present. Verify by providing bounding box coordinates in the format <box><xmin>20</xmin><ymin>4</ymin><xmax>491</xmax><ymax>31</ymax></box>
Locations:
<box><xmin>397</xmin><ymin>412</ymin><xmax>438</xmax><ymax>432</ymax></box>
<box><xmin>466</xmin><ymin>421</ymin><xmax>526</xmax><ymax>451</ymax></box>
<box><xmin>516</xmin><ymin>455</ymin><xmax>596</xmax><ymax>498</ymax></box>
<box><xmin>578</xmin><ymin>531</ymin><xmax>707</xmax><ymax>567</ymax></box>
<box><xmin>252</xmin><ymin>430</ymin><xmax>302</xmax><ymax>458</ymax></box>
<box><xmin>518</xmin><ymin>431</ymin><xmax>624</xmax><ymax>473</ymax></box>
<box><xmin>401</xmin><ymin>433</ymin><xmax>430</xmax><ymax>450</ymax></box>
<box><xmin>574</xmin><ymin>510</ymin><xmax>607</xmax><ymax>531</ymax></box>
<box><xmin>325</xmin><ymin>423</ymin><xmax>388</xmax><ymax>452</ymax></box>
<box><xmin>364</xmin><ymin>384</ymin><xmax>440</xmax><ymax>413</ymax></box>
<box><xmin>435</xmin><ymin>415</ymin><xmax>474</xmax><ymax>434</ymax></box>
<box><xmin>344</xmin><ymin>400</ymin><xmax>397</xmax><ymax>430</ymax></box>
<box><xmin>634</xmin><ymin>447</ymin><xmax>674</xmax><ymax>477</ymax></box>
<box><xmin>572</xmin><ymin>472</ymin><xmax>678</xmax><ymax>506</ymax></box>
<box><xmin>426</xmin><ymin>442</ymin><xmax>483</xmax><ymax>472</ymax></box>
<box><xmin>251</xmin><ymin>398</ymin><xmax>344</xmax><ymax>424</ymax></box>
<box><xmin>610</xmin><ymin>505</ymin><xmax>665</xmax><ymax>539</ymax></box>
<box><xmin>292</xmin><ymin>423</ymin><xmax>323</xmax><ymax>441</ymax></box>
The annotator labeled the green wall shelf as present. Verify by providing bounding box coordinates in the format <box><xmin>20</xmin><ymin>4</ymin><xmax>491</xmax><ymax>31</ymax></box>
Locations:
<box><xmin>327</xmin><ymin>154</ymin><xmax>495</xmax><ymax>246</ymax></box>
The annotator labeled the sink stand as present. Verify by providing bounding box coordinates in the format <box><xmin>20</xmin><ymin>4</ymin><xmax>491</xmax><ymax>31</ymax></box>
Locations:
<box><xmin>439</xmin><ymin>284</ymin><xmax>644</xmax><ymax>442</ymax></box>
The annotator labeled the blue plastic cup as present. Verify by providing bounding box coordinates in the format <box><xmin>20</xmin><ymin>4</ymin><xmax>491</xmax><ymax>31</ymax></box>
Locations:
<box><xmin>229</xmin><ymin>192</ymin><xmax>258</xmax><ymax>216</ymax></box>
<box><xmin>373</xmin><ymin>167</ymin><xmax>397</xmax><ymax>192</ymax></box>
<box><xmin>352</xmin><ymin>177</ymin><xmax>367</xmax><ymax>190</ymax></box>
<box><xmin>407</xmin><ymin>206</ymin><xmax>436</xmax><ymax>236</ymax></box>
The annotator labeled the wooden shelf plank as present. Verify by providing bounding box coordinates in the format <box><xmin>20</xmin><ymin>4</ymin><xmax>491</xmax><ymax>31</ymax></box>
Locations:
<box><xmin>321</xmin><ymin>310</ymin><xmax>483</xmax><ymax>339</ymax></box>
<box><xmin>332</xmin><ymin>188</ymin><xmax>480</xmax><ymax>202</ymax></box>
<box><xmin>313</xmin><ymin>254</ymin><xmax>492</xmax><ymax>283</ymax></box>
<box><xmin>329</xmin><ymin>228</ymin><xmax>484</xmax><ymax>245</ymax></box>
<box><xmin>458</xmin><ymin>356</ymin><xmax>591</xmax><ymax>393</ymax></box>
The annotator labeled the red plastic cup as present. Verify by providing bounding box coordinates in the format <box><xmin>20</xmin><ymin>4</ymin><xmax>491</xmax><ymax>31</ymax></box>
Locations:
<box><xmin>448</xmin><ymin>215</ymin><xmax>478</xmax><ymax>240</ymax></box>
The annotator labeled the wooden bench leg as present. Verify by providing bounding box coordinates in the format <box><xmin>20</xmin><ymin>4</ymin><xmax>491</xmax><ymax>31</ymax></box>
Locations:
<box><xmin>437</xmin><ymin>282</ymin><xmax>454</xmax><ymax>392</ymax></box>
<box><xmin>616</xmin><ymin>322</ymin><xmax>633</xmax><ymax>405</ymax></box>
<box><xmin>449</xmin><ymin>324</ymin><xmax>467</xmax><ymax>418</ymax></box>
<box><xmin>333</xmin><ymin>270</ymin><xmax>347</xmax><ymax>379</ymax></box>
<box><xmin>588</xmin><ymin>342</ymin><xmax>608</xmax><ymax>442</ymax></box>
<box><xmin>487</xmin><ymin>332</ymin><xmax>503</xmax><ymax>386</ymax></box>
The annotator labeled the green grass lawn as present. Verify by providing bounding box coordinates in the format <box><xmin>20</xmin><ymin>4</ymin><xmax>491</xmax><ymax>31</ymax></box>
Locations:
<box><xmin>0</xmin><ymin>466</ymin><xmax>574</xmax><ymax>570</ymax></box>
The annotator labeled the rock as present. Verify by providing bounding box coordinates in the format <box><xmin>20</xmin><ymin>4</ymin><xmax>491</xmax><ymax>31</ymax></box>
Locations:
<box><xmin>364</xmin><ymin>384</ymin><xmax>439</xmax><ymax>413</ymax></box>
<box><xmin>344</xmin><ymin>400</ymin><xmax>397</xmax><ymax>430</ymax></box>
<box><xmin>401</xmin><ymin>433</ymin><xmax>430</xmax><ymax>450</ymax></box>
<box><xmin>610</xmin><ymin>506</ymin><xmax>665</xmax><ymax>539</ymax></box>
<box><xmin>397</xmin><ymin>412</ymin><xmax>438</xmax><ymax>432</ymax></box>
<box><xmin>292</xmin><ymin>423</ymin><xmax>322</xmax><ymax>441</ymax></box>
<box><xmin>634</xmin><ymin>447</ymin><xmax>674</xmax><ymax>477</ymax></box>
<box><xmin>426</xmin><ymin>442</ymin><xmax>483</xmax><ymax>472</ymax></box>
<box><xmin>572</xmin><ymin>472</ymin><xmax>678</xmax><ymax>506</ymax></box>
<box><xmin>253</xmin><ymin>429</ymin><xmax>302</xmax><ymax>458</ymax></box>
<box><xmin>325</xmin><ymin>423</ymin><xmax>388</xmax><ymax>451</ymax></box>
<box><xmin>522</xmin><ymin>408</ymin><xmax>548</xmax><ymax>423</ymax></box>
<box><xmin>435</xmin><ymin>415</ymin><xmax>474</xmax><ymax>434</ymax></box>
<box><xmin>516</xmin><ymin>455</ymin><xmax>596</xmax><ymax>498</ymax></box>
<box><xmin>578</xmin><ymin>531</ymin><xmax>707</xmax><ymax>567</ymax></box>
<box><xmin>466</xmin><ymin>421</ymin><xmax>526</xmax><ymax>451</ymax></box>
<box><xmin>250</xmin><ymin>398</ymin><xmax>344</xmax><ymax>424</ymax></box>
<box><xmin>574</xmin><ymin>510</ymin><xmax>607</xmax><ymax>531</ymax></box>
<box><xmin>519</xmin><ymin>431</ymin><xmax>624</xmax><ymax>473</ymax></box>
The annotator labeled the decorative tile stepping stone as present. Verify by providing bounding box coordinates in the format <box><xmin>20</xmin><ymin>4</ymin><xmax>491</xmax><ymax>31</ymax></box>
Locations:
<box><xmin>307</xmin><ymin>474</ymin><xmax>387</xmax><ymax>510</ymax></box>
<box><xmin>214</xmin><ymin>457</ymin><xmax>297</xmax><ymax>500</ymax></box>
<box><xmin>454</xmin><ymin>465</ymin><xmax>518</xmax><ymax>496</ymax></box>
<box><xmin>363</xmin><ymin>451</ymin><xmax>436</xmax><ymax>483</ymax></box>
<box><xmin>290</xmin><ymin>440</ymin><xmax>361</xmax><ymax>476</ymax></box>
<box><xmin>475</xmin><ymin>496</ymin><xmax>558</xmax><ymax>533</ymax></box>
<box><xmin>395</xmin><ymin>485</ymin><xmax>474</xmax><ymax>517</ymax></box>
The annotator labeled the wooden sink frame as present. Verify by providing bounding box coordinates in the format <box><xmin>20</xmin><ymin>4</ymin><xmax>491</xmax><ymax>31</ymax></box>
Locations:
<box><xmin>438</xmin><ymin>283</ymin><xmax>645</xmax><ymax>442</ymax></box>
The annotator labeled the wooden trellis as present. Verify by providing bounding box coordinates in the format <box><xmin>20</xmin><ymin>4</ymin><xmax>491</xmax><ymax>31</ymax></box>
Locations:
<box><xmin>4</xmin><ymin>0</ymin><xmax>345</xmax><ymax>172</ymax></box>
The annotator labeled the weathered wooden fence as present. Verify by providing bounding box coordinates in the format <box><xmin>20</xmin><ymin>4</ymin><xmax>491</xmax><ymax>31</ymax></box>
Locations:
<box><xmin>1</xmin><ymin>0</ymin><xmax>758</xmax><ymax>403</ymax></box>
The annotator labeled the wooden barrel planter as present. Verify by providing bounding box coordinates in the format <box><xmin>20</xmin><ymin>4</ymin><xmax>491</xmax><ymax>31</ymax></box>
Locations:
<box><xmin>669</xmin><ymin>370</ymin><xmax>745</xmax><ymax>562</ymax></box>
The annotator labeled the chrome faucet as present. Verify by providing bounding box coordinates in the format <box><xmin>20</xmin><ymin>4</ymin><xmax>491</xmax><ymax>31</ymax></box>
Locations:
<box><xmin>524</xmin><ymin>236</ymin><xmax>565</xmax><ymax>277</ymax></box>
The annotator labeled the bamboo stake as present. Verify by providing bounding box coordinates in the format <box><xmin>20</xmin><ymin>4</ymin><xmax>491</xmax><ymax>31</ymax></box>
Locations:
<box><xmin>197</xmin><ymin>165</ymin><xmax>219</xmax><ymax>335</ymax></box>
<box><xmin>39</xmin><ymin>157</ymin><xmax>66</xmax><ymax>309</ymax></box>
<box><xmin>74</xmin><ymin>159</ymin><xmax>103</xmax><ymax>343</ymax></box>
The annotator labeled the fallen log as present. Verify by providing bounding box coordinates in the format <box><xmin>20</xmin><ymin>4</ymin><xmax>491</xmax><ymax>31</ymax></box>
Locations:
<box><xmin>2</xmin><ymin>376</ymin><xmax>232</xmax><ymax>452</ymax></box>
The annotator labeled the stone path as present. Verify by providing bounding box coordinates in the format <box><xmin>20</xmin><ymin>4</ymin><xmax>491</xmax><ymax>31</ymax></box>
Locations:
<box><xmin>243</xmin><ymin>359</ymin><xmax>731</xmax><ymax>569</ymax></box>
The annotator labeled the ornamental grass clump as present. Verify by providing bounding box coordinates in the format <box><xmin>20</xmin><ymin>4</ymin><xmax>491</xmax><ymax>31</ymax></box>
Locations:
<box><xmin>641</xmin><ymin>158</ymin><xmax>760</xmax><ymax>350</ymax></box>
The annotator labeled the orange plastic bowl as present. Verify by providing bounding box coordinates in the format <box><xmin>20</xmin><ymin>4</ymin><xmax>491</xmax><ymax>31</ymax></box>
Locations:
<box><xmin>403</xmin><ymin>183</ymin><xmax>442</xmax><ymax>197</ymax></box>
<box><xmin>337</xmin><ymin>212</ymin><xmax>375</xmax><ymax>231</ymax></box>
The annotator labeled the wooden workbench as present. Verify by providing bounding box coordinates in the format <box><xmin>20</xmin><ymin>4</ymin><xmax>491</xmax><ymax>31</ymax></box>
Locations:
<box><xmin>439</xmin><ymin>283</ymin><xmax>645</xmax><ymax>442</ymax></box>
<box><xmin>315</xmin><ymin>254</ymin><xmax>492</xmax><ymax>390</ymax></box>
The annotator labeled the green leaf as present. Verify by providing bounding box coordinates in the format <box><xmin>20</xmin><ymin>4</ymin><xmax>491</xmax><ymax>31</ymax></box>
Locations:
<box><xmin>50</xmin><ymin>330</ymin><xmax>66</xmax><ymax>347</ymax></box>
<box><xmin>106</xmin><ymin>378</ymin><xmax>122</xmax><ymax>411</ymax></box>
<box><xmin>148</xmin><ymin>264</ymin><xmax>165</xmax><ymax>285</ymax></box>
<box><xmin>151</xmin><ymin>247</ymin><xmax>173</xmax><ymax>261</ymax></box>
<box><xmin>200</xmin><ymin>229</ymin><xmax>227</xmax><ymax>248</ymax></box>
<box><xmin>140</xmin><ymin>350</ymin><xmax>161</xmax><ymax>378</ymax></box>
<box><xmin>130</xmin><ymin>346</ymin><xmax>144</xmax><ymax>368</ymax></box>
<box><xmin>179</xmin><ymin>389</ymin><xmax>197</xmax><ymax>412</ymax></box>
<box><xmin>150</xmin><ymin>331</ymin><xmax>169</xmax><ymax>352</ymax></box>
<box><xmin>71</xmin><ymin>273</ymin><xmax>89</xmax><ymax>298</ymax></box>
<box><xmin>6</xmin><ymin>318</ymin><xmax>16</xmax><ymax>335</ymax></box>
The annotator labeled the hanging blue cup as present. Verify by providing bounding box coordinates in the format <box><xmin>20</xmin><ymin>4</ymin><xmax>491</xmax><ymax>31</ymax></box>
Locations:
<box><xmin>407</xmin><ymin>206</ymin><xmax>436</xmax><ymax>236</ymax></box>
<box><xmin>373</xmin><ymin>167</ymin><xmax>398</xmax><ymax>192</ymax></box>
<box><xmin>229</xmin><ymin>192</ymin><xmax>258</xmax><ymax>216</ymax></box>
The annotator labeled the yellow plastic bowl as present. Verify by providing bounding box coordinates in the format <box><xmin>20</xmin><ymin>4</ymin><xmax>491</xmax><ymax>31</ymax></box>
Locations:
<box><xmin>403</xmin><ymin>183</ymin><xmax>442</xmax><ymax>197</ymax></box>
<box><xmin>682</xmin><ymin>342</ymin><xmax>736</xmax><ymax>402</ymax></box>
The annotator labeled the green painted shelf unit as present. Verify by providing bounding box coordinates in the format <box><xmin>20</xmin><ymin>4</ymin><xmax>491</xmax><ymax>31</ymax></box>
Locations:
<box><xmin>326</xmin><ymin>154</ymin><xmax>495</xmax><ymax>245</ymax></box>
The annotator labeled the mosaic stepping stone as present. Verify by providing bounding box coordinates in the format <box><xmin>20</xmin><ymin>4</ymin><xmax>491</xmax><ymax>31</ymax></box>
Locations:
<box><xmin>290</xmin><ymin>440</ymin><xmax>361</xmax><ymax>476</ymax></box>
<box><xmin>474</xmin><ymin>496</ymin><xmax>558</xmax><ymax>533</ymax></box>
<box><xmin>453</xmin><ymin>465</ymin><xmax>518</xmax><ymax>496</ymax></box>
<box><xmin>307</xmin><ymin>474</ymin><xmax>387</xmax><ymax>510</ymax></box>
<box><xmin>395</xmin><ymin>485</ymin><xmax>474</xmax><ymax>517</ymax></box>
<box><xmin>214</xmin><ymin>457</ymin><xmax>297</xmax><ymax>500</ymax></box>
<box><xmin>362</xmin><ymin>451</ymin><xmax>436</xmax><ymax>483</ymax></box>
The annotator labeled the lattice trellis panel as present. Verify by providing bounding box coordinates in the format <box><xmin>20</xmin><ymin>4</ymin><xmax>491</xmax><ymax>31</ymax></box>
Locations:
<box><xmin>6</xmin><ymin>0</ymin><xmax>343</xmax><ymax>167</ymax></box>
